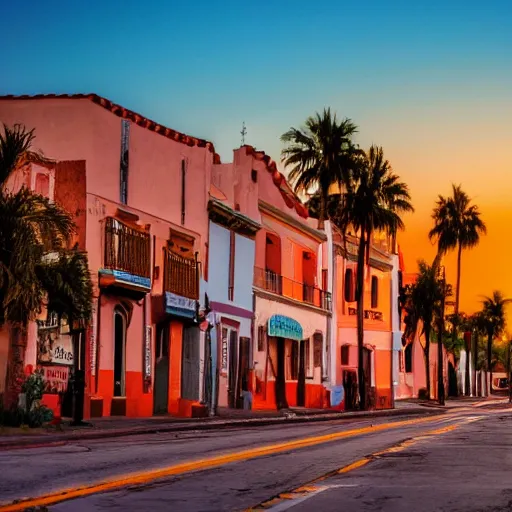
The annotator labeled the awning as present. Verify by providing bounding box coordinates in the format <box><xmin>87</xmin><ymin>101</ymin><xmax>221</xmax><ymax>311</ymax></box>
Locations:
<box><xmin>267</xmin><ymin>315</ymin><xmax>303</xmax><ymax>341</ymax></box>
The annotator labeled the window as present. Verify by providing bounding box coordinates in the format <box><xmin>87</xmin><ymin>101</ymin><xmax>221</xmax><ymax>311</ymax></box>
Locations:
<box><xmin>371</xmin><ymin>276</ymin><xmax>379</xmax><ymax>308</ymax></box>
<box><xmin>344</xmin><ymin>268</ymin><xmax>355</xmax><ymax>302</ymax></box>
<box><xmin>257</xmin><ymin>326</ymin><xmax>266</xmax><ymax>352</ymax></box>
<box><xmin>313</xmin><ymin>333</ymin><xmax>323</xmax><ymax>368</ymax></box>
<box><xmin>305</xmin><ymin>339</ymin><xmax>311</xmax><ymax>377</ymax></box>
<box><xmin>322</xmin><ymin>269</ymin><xmax>328</xmax><ymax>291</ymax></box>
<box><xmin>341</xmin><ymin>345</ymin><xmax>350</xmax><ymax>366</ymax></box>
<box><xmin>405</xmin><ymin>343</ymin><xmax>413</xmax><ymax>373</ymax></box>
<box><xmin>120</xmin><ymin>119</ymin><xmax>130</xmax><ymax>205</ymax></box>
<box><xmin>181</xmin><ymin>159</ymin><xmax>186</xmax><ymax>225</ymax></box>
<box><xmin>228</xmin><ymin>231</ymin><xmax>235</xmax><ymax>301</ymax></box>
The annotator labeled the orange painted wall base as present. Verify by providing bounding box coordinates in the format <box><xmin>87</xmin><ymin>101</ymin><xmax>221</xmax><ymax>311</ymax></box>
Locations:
<box><xmin>253</xmin><ymin>381</ymin><xmax>327</xmax><ymax>410</ymax></box>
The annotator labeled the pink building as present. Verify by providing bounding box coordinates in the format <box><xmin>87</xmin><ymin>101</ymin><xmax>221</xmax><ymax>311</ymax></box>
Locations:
<box><xmin>0</xmin><ymin>94</ymin><xmax>218</xmax><ymax>418</ymax></box>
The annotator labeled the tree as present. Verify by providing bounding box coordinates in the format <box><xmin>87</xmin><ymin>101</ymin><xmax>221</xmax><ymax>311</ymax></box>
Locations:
<box><xmin>480</xmin><ymin>291</ymin><xmax>511</xmax><ymax>395</ymax></box>
<box><xmin>281</xmin><ymin>109</ymin><xmax>359</xmax><ymax>229</ymax></box>
<box><xmin>402</xmin><ymin>261</ymin><xmax>444</xmax><ymax>399</ymax></box>
<box><xmin>0</xmin><ymin>124</ymin><xmax>93</xmax><ymax>408</ymax></box>
<box><xmin>337</xmin><ymin>145</ymin><xmax>413</xmax><ymax>409</ymax></box>
<box><xmin>429</xmin><ymin>185</ymin><xmax>486</xmax><ymax>350</ymax></box>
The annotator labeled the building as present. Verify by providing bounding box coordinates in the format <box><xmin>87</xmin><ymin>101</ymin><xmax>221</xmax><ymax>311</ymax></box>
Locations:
<box><xmin>327</xmin><ymin>223</ymin><xmax>397</xmax><ymax>410</ymax></box>
<box><xmin>0</xmin><ymin>94</ymin><xmax>218</xmax><ymax>418</ymax></box>
<box><xmin>201</xmin><ymin>156</ymin><xmax>261</xmax><ymax>411</ymax></box>
<box><xmin>232</xmin><ymin>146</ymin><xmax>332</xmax><ymax>410</ymax></box>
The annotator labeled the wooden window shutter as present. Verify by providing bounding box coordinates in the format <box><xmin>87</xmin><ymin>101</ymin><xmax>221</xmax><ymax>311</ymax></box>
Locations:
<box><xmin>313</xmin><ymin>333</ymin><xmax>323</xmax><ymax>368</ymax></box>
<box><xmin>257</xmin><ymin>325</ymin><xmax>266</xmax><ymax>352</ymax></box>
<box><xmin>341</xmin><ymin>345</ymin><xmax>349</xmax><ymax>366</ymax></box>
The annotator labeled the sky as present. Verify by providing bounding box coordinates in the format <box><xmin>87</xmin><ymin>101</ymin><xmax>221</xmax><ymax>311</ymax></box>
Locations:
<box><xmin>2</xmin><ymin>0</ymin><xmax>512</xmax><ymax>315</ymax></box>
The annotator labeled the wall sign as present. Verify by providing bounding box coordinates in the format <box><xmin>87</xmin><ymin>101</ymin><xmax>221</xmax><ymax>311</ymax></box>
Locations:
<box><xmin>221</xmin><ymin>327</ymin><xmax>228</xmax><ymax>375</ymax></box>
<box><xmin>42</xmin><ymin>366</ymin><xmax>70</xmax><ymax>394</ymax></box>
<box><xmin>144</xmin><ymin>325</ymin><xmax>152</xmax><ymax>379</ymax></box>
<box><xmin>90</xmin><ymin>304</ymin><xmax>97</xmax><ymax>376</ymax></box>
<box><xmin>165</xmin><ymin>291</ymin><xmax>196</xmax><ymax>319</ymax></box>
<box><xmin>268</xmin><ymin>315</ymin><xmax>303</xmax><ymax>341</ymax></box>
<box><xmin>37</xmin><ymin>328</ymin><xmax>74</xmax><ymax>366</ymax></box>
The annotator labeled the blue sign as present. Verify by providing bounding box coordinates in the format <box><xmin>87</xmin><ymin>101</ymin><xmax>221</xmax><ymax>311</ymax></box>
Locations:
<box><xmin>268</xmin><ymin>315</ymin><xmax>303</xmax><ymax>341</ymax></box>
<box><xmin>100</xmin><ymin>269</ymin><xmax>151</xmax><ymax>290</ymax></box>
<box><xmin>165</xmin><ymin>292</ymin><xmax>197</xmax><ymax>320</ymax></box>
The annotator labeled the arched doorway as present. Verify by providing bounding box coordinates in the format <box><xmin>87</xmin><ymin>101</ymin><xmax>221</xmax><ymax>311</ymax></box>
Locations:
<box><xmin>113</xmin><ymin>308</ymin><xmax>127</xmax><ymax>398</ymax></box>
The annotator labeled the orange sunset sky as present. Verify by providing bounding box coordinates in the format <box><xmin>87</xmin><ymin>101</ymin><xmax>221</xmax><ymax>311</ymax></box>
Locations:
<box><xmin>3</xmin><ymin>1</ymin><xmax>511</xmax><ymax>315</ymax></box>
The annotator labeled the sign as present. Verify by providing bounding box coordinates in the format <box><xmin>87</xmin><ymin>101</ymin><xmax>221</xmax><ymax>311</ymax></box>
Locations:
<box><xmin>268</xmin><ymin>315</ymin><xmax>303</xmax><ymax>341</ymax></box>
<box><xmin>37</xmin><ymin>329</ymin><xmax>74</xmax><ymax>366</ymax></box>
<box><xmin>144</xmin><ymin>325</ymin><xmax>152</xmax><ymax>379</ymax></box>
<box><xmin>221</xmin><ymin>327</ymin><xmax>228</xmax><ymax>374</ymax></box>
<box><xmin>90</xmin><ymin>304</ymin><xmax>97</xmax><ymax>376</ymax></box>
<box><xmin>165</xmin><ymin>291</ymin><xmax>197</xmax><ymax>319</ymax></box>
<box><xmin>100</xmin><ymin>269</ymin><xmax>152</xmax><ymax>290</ymax></box>
<box><xmin>42</xmin><ymin>366</ymin><xmax>69</xmax><ymax>394</ymax></box>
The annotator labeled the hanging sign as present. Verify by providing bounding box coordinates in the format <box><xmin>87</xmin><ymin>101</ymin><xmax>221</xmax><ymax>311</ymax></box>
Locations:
<box><xmin>144</xmin><ymin>325</ymin><xmax>152</xmax><ymax>379</ymax></box>
<box><xmin>42</xmin><ymin>366</ymin><xmax>70</xmax><ymax>394</ymax></box>
<box><xmin>267</xmin><ymin>315</ymin><xmax>303</xmax><ymax>341</ymax></box>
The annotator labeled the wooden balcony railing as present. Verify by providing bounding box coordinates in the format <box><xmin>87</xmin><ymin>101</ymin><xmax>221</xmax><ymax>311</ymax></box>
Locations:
<box><xmin>164</xmin><ymin>249</ymin><xmax>199</xmax><ymax>300</ymax></box>
<box><xmin>104</xmin><ymin>217</ymin><xmax>151</xmax><ymax>278</ymax></box>
<box><xmin>253</xmin><ymin>267</ymin><xmax>331</xmax><ymax>311</ymax></box>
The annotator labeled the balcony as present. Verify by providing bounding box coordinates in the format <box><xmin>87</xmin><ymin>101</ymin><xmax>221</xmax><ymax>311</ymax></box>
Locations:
<box><xmin>100</xmin><ymin>217</ymin><xmax>151</xmax><ymax>292</ymax></box>
<box><xmin>164</xmin><ymin>249</ymin><xmax>199</xmax><ymax>300</ymax></box>
<box><xmin>254</xmin><ymin>267</ymin><xmax>331</xmax><ymax>311</ymax></box>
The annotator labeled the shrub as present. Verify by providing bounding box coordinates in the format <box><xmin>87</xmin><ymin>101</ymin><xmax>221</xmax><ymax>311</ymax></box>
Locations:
<box><xmin>418</xmin><ymin>388</ymin><xmax>429</xmax><ymax>400</ymax></box>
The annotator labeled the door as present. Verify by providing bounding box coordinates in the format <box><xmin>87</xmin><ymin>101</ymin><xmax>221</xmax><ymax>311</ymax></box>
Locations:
<box><xmin>113</xmin><ymin>310</ymin><xmax>126</xmax><ymax>397</ymax></box>
<box><xmin>228</xmin><ymin>329</ymin><xmax>239</xmax><ymax>408</ymax></box>
<box><xmin>237</xmin><ymin>337</ymin><xmax>251</xmax><ymax>408</ymax></box>
<box><xmin>181</xmin><ymin>326</ymin><xmax>200</xmax><ymax>401</ymax></box>
<box><xmin>362</xmin><ymin>347</ymin><xmax>373</xmax><ymax>408</ymax></box>
<box><xmin>153</xmin><ymin>323</ymin><xmax>169</xmax><ymax>414</ymax></box>
<box><xmin>297</xmin><ymin>340</ymin><xmax>306</xmax><ymax>406</ymax></box>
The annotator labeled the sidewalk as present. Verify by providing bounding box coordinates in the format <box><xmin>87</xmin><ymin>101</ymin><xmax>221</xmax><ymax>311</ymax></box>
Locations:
<box><xmin>1</xmin><ymin>397</ymin><xmax>494</xmax><ymax>451</ymax></box>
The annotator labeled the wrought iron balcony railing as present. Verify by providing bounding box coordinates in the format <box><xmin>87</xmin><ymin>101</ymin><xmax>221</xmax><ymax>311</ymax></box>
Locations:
<box><xmin>253</xmin><ymin>267</ymin><xmax>331</xmax><ymax>311</ymax></box>
<box><xmin>164</xmin><ymin>249</ymin><xmax>199</xmax><ymax>300</ymax></box>
<box><xmin>104</xmin><ymin>217</ymin><xmax>151</xmax><ymax>278</ymax></box>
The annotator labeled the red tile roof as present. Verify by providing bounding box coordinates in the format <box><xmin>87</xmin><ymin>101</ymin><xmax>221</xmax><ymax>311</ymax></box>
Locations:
<box><xmin>242</xmin><ymin>145</ymin><xmax>309</xmax><ymax>219</ymax></box>
<box><xmin>0</xmin><ymin>93</ymin><xmax>221</xmax><ymax>163</ymax></box>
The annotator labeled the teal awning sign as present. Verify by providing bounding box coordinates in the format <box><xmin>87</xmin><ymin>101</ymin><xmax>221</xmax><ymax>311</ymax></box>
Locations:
<box><xmin>268</xmin><ymin>315</ymin><xmax>303</xmax><ymax>341</ymax></box>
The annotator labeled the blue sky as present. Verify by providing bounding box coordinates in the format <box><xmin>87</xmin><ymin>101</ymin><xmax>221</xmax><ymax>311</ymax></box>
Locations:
<box><xmin>2</xmin><ymin>0</ymin><xmax>512</xmax><ymax>311</ymax></box>
<box><xmin>2</xmin><ymin>0</ymin><xmax>511</xmax><ymax>161</ymax></box>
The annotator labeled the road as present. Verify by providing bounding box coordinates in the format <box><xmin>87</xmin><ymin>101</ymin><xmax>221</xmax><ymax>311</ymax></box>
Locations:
<box><xmin>0</xmin><ymin>403</ymin><xmax>510</xmax><ymax>511</ymax></box>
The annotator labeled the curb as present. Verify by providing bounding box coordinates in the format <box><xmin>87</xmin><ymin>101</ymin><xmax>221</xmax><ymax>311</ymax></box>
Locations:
<box><xmin>0</xmin><ymin>407</ymin><xmax>444</xmax><ymax>451</ymax></box>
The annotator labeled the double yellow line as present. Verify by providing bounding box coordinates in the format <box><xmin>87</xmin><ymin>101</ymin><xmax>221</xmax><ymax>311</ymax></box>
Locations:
<box><xmin>0</xmin><ymin>412</ymin><xmax>462</xmax><ymax>511</ymax></box>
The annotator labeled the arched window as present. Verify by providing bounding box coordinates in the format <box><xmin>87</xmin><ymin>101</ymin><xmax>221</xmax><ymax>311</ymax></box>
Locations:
<box><xmin>113</xmin><ymin>307</ymin><xmax>127</xmax><ymax>397</ymax></box>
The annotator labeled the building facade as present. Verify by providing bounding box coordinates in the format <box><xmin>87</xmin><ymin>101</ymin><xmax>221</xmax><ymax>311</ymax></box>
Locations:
<box><xmin>0</xmin><ymin>94</ymin><xmax>218</xmax><ymax>418</ymax></box>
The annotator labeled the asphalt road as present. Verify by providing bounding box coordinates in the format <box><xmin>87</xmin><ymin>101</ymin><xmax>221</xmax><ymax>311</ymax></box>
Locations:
<box><xmin>0</xmin><ymin>403</ymin><xmax>509</xmax><ymax>511</ymax></box>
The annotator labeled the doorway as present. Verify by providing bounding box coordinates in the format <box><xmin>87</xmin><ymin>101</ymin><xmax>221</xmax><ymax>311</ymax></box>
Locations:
<box><xmin>297</xmin><ymin>339</ymin><xmax>306</xmax><ymax>407</ymax></box>
<box><xmin>362</xmin><ymin>347</ymin><xmax>374</xmax><ymax>408</ymax></box>
<box><xmin>153</xmin><ymin>323</ymin><xmax>169</xmax><ymax>414</ymax></box>
<box><xmin>113</xmin><ymin>309</ymin><xmax>126</xmax><ymax>397</ymax></box>
<box><xmin>181</xmin><ymin>326</ymin><xmax>200</xmax><ymax>401</ymax></box>
<box><xmin>228</xmin><ymin>329</ymin><xmax>239</xmax><ymax>408</ymax></box>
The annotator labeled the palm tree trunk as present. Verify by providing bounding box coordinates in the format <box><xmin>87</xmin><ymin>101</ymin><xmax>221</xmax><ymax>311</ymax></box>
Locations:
<box><xmin>438</xmin><ymin>276</ymin><xmax>446</xmax><ymax>405</ymax></box>
<box><xmin>317</xmin><ymin>190</ymin><xmax>326</xmax><ymax>230</ymax></box>
<box><xmin>465</xmin><ymin>341</ymin><xmax>471</xmax><ymax>396</ymax></box>
<box><xmin>424</xmin><ymin>325</ymin><xmax>431</xmax><ymax>399</ymax></box>
<box><xmin>356</xmin><ymin>231</ymin><xmax>366</xmax><ymax>410</ymax></box>
<box><xmin>3</xmin><ymin>323</ymin><xmax>28</xmax><ymax>409</ymax></box>
<box><xmin>455</xmin><ymin>243</ymin><xmax>462</xmax><ymax>318</ymax></box>
<box><xmin>487</xmin><ymin>332</ymin><xmax>493</xmax><ymax>396</ymax></box>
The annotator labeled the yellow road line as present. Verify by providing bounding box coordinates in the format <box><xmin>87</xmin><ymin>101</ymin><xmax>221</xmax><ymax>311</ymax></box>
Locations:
<box><xmin>248</xmin><ymin>415</ymin><xmax>481</xmax><ymax>511</ymax></box>
<box><xmin>0</xmin><ymin>413</ymin><xmax>454</xmax><ymax>511</ymax></box>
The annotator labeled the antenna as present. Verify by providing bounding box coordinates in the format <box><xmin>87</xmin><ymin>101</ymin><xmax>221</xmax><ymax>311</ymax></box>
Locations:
<box><xmin>240</xmin><ymin>122</ymin><xmax>247</xmax><ymax>146</ymax></box>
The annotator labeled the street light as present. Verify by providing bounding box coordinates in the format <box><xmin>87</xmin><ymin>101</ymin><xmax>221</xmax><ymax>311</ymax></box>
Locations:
<box><xmin>437</xmin><ymin>265</ymin><xmax>446</xmax><ymax>406</ymax></box>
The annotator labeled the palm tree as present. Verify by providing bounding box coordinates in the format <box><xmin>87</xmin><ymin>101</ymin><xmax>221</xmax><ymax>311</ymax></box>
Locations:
<box><xmin>281</xmin><ymin>109</ymin><xmax>359</xmax><ymax>229</ymax></box>
<box><xmin>337</xmin><ymin>145</ymin><xmax>413</xmax><ymax>409</ymax></box>
<box><xmin>402</xmin><ymin>261</ymin><xmax>444</xmax><ymax>399</ymax></box>
<box><xmin>429</xmin><ymin>185</ymin><xmax>486</xmax><ymax>348</ymax></box>
<box><xmin>0</xmin><ymin>124</ymin><xmax>93</xmax><ymax>408</ymax></box>
<box><xmin>481</xmin><ymin>291</ymin><xmax>511</xmax><ymax>395</ymax></box>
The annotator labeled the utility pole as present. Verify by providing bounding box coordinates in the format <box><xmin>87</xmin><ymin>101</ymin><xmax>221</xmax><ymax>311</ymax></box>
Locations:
<box><xmin>508</xmin><ymin>340</ymin><xmax>512</xmax><ymax>403</ymax></box>
<box><xmin>437</xmin><ymin>265</ymin><xmax>446</xmax><ymax>406</ymax></box>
